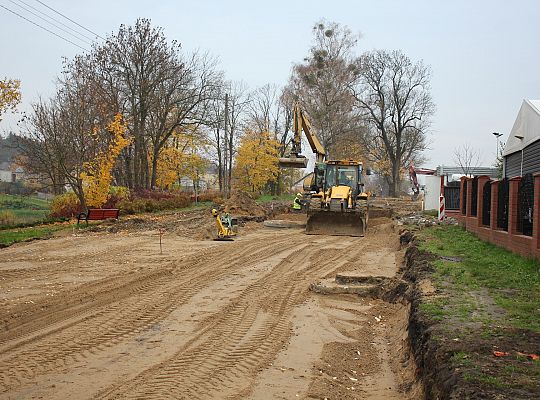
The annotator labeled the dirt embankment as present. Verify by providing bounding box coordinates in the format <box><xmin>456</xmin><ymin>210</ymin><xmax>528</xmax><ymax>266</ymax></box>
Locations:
<box><xmin>395</xmin><ymin>233</ymin><xmax>540</xmax><ymax>400</ymax></box>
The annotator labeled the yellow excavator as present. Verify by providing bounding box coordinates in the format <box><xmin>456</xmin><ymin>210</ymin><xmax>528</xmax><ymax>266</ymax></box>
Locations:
<box><xmin>279</xmin><ymin>104</ymin><xmax>370</xmax><ymax>236</ymax></box>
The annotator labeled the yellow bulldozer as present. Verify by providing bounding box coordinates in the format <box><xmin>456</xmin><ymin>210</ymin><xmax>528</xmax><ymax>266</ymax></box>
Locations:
<box><xmin>279</xmin><ymin>104</ymin><xmax>370</xmax><ymax>237</ymax></box>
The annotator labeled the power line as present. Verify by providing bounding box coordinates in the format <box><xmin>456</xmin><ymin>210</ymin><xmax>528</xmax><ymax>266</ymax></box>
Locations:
<box><xmin>14</xmin><ymin>0</ymin><xmax>95</xmax><ymax>42</ymax></box>
<box><xmin>0</xmin><ymin>3</ymin><xmax>88</xmax><ymax>51</ymax></box>
<box><xmin>8</xmin><ymin>0</ymin><xmax>93</xmax><ymax>45</ymax></box>
<box><xmin>34</xmin><ymin>0</ymin><xmax>104</xmax><ymax>40</ymax></box>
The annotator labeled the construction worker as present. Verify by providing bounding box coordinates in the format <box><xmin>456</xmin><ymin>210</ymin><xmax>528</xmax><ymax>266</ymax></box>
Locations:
<box><xmin>292</xmin><ymin>192</ymin><xmax>303</xmax><ymax>211</ymax></box>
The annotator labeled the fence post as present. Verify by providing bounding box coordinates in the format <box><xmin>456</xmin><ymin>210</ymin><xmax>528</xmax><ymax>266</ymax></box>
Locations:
<box><xmin>534</xmin><ymin>174</ymin><xmax>540</xmax><ymax>252</ymax></box>
<box><xmin>460</xmin><ymin>176</ymin><xmax>466</xmax><ymax>216</ymax></box>
<box><xmin>508</xmin><ymin>177</ymin><xmax>521</xmax><ymax>235</ymax></box>
<box><xmin>477</xmin><ymin>175</ymin><xmax>490</xmax><ymax>228</ymax></box>
<box><xmin>465</xmin><ymin>177</ymin><xmax>473</xmax><ymax>219</ymax></box>
<box><xmin>490</xmin><ymin>180</ymin><xmax>499</xmax><ymax>230</ymax></box>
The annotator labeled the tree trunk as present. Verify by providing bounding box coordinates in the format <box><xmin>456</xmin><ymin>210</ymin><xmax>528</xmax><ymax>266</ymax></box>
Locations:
<box><xmin>70</xmin><ymin>179</ymin><xmax>86</xmax><ymax>212</ymax></box>
<box><xmin>390</xmin><ymin>163</ymin><xmax>401</xmax><ymax>198</ymax></box>
<box><xmin>124</xmin><ymin>149</ymin><xmax>133</xmax><ymax>189</ymax></box>
<box><xmin>150</xmin><ymin>148</ymin><xmax>159</xmax><ymax>189</ymax></box>
<box><xmin>133</xmin><ymin>133</ymin><xmax>143</xmax><ymax>190</ymax></box>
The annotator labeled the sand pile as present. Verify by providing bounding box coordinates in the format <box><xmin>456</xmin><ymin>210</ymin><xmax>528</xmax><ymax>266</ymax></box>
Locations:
<box><xmin>223</xmin><ymin>191</ymin><xmax>266</xmax><ymax>217</ymax></box>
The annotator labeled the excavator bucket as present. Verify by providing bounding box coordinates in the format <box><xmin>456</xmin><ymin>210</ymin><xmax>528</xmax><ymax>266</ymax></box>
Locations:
<box><xmin>306</xmin><ymin>211</ymin><xmax>367</xmax><ymax>237</ymax></box>
<box><xmin>278</xmin><ymin>157</ymin><xmax>308</xmax><ymax>169</ymax></box>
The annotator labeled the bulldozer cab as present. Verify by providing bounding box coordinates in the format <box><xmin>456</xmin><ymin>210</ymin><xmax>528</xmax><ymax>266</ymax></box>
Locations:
<box><xmin>324</xmin><ymin>162</ymin><xmax>363</xmax><ymax>195</ymax></box>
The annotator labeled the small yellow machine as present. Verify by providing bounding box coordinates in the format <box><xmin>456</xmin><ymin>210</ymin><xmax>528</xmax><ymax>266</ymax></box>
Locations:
<box><xmin>212</xmin><ymin>209</ymin><xmax>237</xmax><ymax>241</ymax></box>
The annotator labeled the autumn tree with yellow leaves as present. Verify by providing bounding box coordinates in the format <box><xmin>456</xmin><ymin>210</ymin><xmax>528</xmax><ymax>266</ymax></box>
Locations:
<box><xmin>234</xmin><ymin>131</ymin><xmax>279</xmax><ymax>194</ymax></box>
<box><xmin>80</xmin><ymin>114</ymin><xmax>131</xmax><ymax>207</ymax></box>
<box><xmin>0</xmin><ymin>78</ymin><xmax>21</xmax><ymax>121</ymax></box>
<box><xmin>154</xmin><ymin>147</ymin><xmax>183</xmax><ymax>189</ymax></box>
<box><xmin>152</xmin><ymin>126</ymin><xmax>209</xmax><ymax>192</ymax></box>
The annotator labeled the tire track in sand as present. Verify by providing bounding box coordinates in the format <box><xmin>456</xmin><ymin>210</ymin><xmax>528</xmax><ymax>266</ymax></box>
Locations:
<box><xmin>0</xmin><ymin>233</ymin><xmax>303</xmax><ymax>393</ymax></box>
<box><xmin>95</xmin><ymin>236</ymin><xmax>372</xmax><ymax>399</ymax></box>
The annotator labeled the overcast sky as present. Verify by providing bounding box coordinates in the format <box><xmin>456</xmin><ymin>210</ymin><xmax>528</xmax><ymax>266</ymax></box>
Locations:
<box><xmin>1</xmin><ymin>0</ymin><xmax>539</xmax><ymax>167</ymax></box>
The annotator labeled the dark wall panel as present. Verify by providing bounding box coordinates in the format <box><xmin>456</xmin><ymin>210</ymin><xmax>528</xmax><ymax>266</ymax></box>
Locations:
<box><xmin>505</xmin><ymin>139</ymin><xmax>540</xmax><ymax>178</ymax></box>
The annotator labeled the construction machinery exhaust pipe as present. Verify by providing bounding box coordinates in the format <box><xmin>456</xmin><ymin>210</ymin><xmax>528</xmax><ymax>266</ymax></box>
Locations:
<box><xmin>278</xmin><ymin>157</ymin><xmax>308</xmax><ymax>168</ymax></box>
<box><xmin>306</xmin><ymin>211</ymin><xmax>367</xmax><ymax>237</ymax></box>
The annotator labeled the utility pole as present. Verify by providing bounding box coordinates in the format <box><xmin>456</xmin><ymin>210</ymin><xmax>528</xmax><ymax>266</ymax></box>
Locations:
<box><xmin>224</xmin><ymin>93</ymin><xmax>229</xmax><ymax>198</ymax></box>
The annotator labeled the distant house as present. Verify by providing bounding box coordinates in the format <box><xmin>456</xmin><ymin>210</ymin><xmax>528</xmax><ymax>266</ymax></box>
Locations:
<box><xmin>179</xmin><ymin>176</ymin><xmax>208</xmax><ymax>191</ymax></box>
<box><xmin>503</xmin><ymin>99</ymin><xmax>540</xmax><ymax>178</ymax></box>
<box><xmin>0</xmin><ymin>162</ymin><xmax>16</xmax><ymax>183</ymax></box>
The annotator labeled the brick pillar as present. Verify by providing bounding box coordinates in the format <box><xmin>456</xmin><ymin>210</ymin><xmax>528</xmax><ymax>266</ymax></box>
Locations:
<box><xmin>460</xmin><ymin>176</ymin><xmax>467</xmax><ymax>215</ymax></box>
<box><xmin>508</xmin><ymin>177</ymin><xmax>521</xmax><ymax>235</ymax></box>
<box><xmin>477</xmin><ymin>175</ymin><xmax>491</xmax><ymax>227</ymax></box>
<box><xmin>534</xmin><ymin>174</ymin><xmax>540</xmax><ymax>250</ymax></box>
<box><xmin>491</xmin><ymin>180</ymin><xmax>499</xmax><ymax>230</ymax></box>
<box><xmin>465</xmin><ymin>177</ymin><xmax>473</xmax><ymax>218</ymax></box>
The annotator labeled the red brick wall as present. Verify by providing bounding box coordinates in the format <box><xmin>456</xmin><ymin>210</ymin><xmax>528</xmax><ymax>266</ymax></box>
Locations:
<box><xmin>450</xmin><ymin>174</ymin><xmax>540</xmax><ymax>261</ymax></box>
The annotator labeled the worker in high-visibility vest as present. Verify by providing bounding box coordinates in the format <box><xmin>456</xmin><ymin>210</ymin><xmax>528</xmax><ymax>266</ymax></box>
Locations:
<box><xmin>292</xmin><ymin>193</ymin><xmax>303</xmax><ymax>211</ymax></box>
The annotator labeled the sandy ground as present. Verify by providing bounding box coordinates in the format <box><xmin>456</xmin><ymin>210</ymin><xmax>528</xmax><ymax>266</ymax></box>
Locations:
<box><xmin>0</xmin><ymin>212</ymin><xmax>418</xmax><ymax>399</ymax></box>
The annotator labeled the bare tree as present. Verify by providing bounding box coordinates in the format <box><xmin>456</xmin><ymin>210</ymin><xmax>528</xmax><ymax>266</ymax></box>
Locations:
<box><xmin>350</xmin><ymin>49</ymin><xmax>434</xmax><ymax>197</ymax></box>
<box><xmin>205</xmin><ymin>81</ymin><xmax>249</xmax><ymax>196</ymax></box>
<box><xmin>453</xmin><ymin>143</ymin><xmax>481</xmax><ymax>177</ymax></box>
<box><xmin>18</xmin><ymin>73</ymin><xmax>116</xmax><ymax>209</ymax></box>
<box><xmin>67</xmin><ymin>19</ymin><xmax>222</xmax><ymax>190</ymax></box>
<box><xmin>288</xmin><ymin>20</ymin><xmax>362</xmax><ymax>157</ymax></box>
<box><xmin>246</xmin><ymin>84</ymin><xmax>294</xmax><ymax>194</ymax></box>
<box><xmin>493</xmin><ymin>140</ymin><xmax>505</xmax><ymax>179</ymax></box>
<box><xmin>206</xmin><ymin>83</ymin><xmax>227</xmax><ymax>192</ymax></box>
<box><xmin>224</xmin><ymin>82</ymin><xmax>250</xmax><ymax>196</ymax></box>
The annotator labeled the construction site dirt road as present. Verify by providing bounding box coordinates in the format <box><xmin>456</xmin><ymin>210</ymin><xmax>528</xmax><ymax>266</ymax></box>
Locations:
<box><xmin>0</xmin><ymin>209</ymin><xmax>421</xmax><ymax>399</ymax></box>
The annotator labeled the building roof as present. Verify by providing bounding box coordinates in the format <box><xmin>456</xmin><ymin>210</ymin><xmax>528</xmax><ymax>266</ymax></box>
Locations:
<box><xmin>503</xmin><ymin>100</ymin><xmax>540</xmax><ymax>156</ymax></box>
<box><xmin>436</xmin><ymin>165</ymin><xmax>499</xmax><ymax>178</ymax></box>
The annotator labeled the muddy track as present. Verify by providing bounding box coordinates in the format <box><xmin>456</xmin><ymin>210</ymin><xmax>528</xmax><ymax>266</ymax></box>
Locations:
<box><xmin>0</xmin><ymin>217</ymin><xmax>414</xmax><ymax>399</ymax></box>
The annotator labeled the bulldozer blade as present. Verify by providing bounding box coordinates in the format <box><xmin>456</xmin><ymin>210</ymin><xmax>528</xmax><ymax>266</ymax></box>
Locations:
<box><xmin>306</xmin><ymin>211</ymin><xmax>366</xmax><ymax>237</ymax></box>
<box><xmin>214</xmin><ymin>237</ymin><xmax>234</xmax><ymax>241</ymax></box>
<box><xmin>278</xmin><ymin>157</ymin><xmax>308</xmax><ymax>168</ymax></box>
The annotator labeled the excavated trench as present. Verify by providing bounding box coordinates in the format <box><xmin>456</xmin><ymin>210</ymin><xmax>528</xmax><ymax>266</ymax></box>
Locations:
<box><xmin>300</xmin><ymin>224</ymin><xmax>457</xmax><ymax>400</ymax></box>
<box><xmin>303</xmin><ymin>254</ymin><xmax>423</xmax><ymax>398</ymax></box>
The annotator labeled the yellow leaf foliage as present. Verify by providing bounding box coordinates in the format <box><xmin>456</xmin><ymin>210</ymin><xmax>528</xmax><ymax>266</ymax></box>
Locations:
<box><xmin>80</xmin><ymin>114</ymin><xmax>131</xmax><ymax>208</ymax></box>
<box><xmin>0</xmin><ymin>78</ymin><xmax>21</xmax><ymax>121</ymax></box>
<box><xmin>234</xmin><ymin>131</ymin><xmax>280</xmax><ymax>193</ymax></box>
<box><xmin>155</xmin><ymin>147</ymin><xmax>184</xmax><ymax>189</ymax></box>
<box><xmin>152</xmin><ymin>127</ymin><xmax>209</xmax><ymax>189</ymax></box>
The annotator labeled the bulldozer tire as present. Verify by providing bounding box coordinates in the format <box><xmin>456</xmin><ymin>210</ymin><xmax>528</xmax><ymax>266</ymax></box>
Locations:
<box><xmin>355</xmin><ymin>199</ymin><xmax>369</xmax><ymax>233</ymax></box>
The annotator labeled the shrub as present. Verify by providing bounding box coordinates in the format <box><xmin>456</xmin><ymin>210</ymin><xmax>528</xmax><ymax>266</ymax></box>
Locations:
<box><xmin>0</xmin><ymin>210</ymin><xmax>16</xmax><ymax>225</ymax></box>
<box><xmin>49</xmin><ymin>192</ymin><xmax>82</xmax><ymax>218</ymax></box>
<box><xmin>116</xmin><ymin>191</ymin><xmax>192</xmax><ymax>214</ymax></box>
<box><xmin>103</xmin><ymin>186</ymin><xmax>131</xmax><ymax>209</ymax></box>
<box><xmin>198</xmin><ymin>190</ymin><xmax>224</xmax><ymax>204</ymax></box>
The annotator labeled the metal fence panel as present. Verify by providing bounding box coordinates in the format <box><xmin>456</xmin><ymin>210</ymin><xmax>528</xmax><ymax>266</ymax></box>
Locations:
<box><xmin>444</xmin><ymin>185</ymin><xmax>460</xmax><ymax>210</ymax></box>
<box><xmin>497</xmin><ymin>178</ymin><xmax>509</xmax><ymax>231</ymax></box>
<box><xmin>471</xmin><ymin>177</ymin><xmax>478</xmax><ymax>217</ymax></box>
<box><xmin>482</xmin><ymin>180</ymin><xmax>491</xmax><ymax>226</ymax></box>
<box><xmin>518</xmin><ymin>173</ymin><xmax>534</xmax><ymax>236</ymax></box>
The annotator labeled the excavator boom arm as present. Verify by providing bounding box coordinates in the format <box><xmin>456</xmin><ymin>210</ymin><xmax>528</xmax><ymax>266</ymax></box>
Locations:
<box><xmin>279</xmin><ymin>103</ymin><xmax>326</xmax><ymax>168</ymax></box>
<box><xmin>293</xmin><ymin>104</ymin><xmax>326</xmax><ymax>161</ymax></box>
